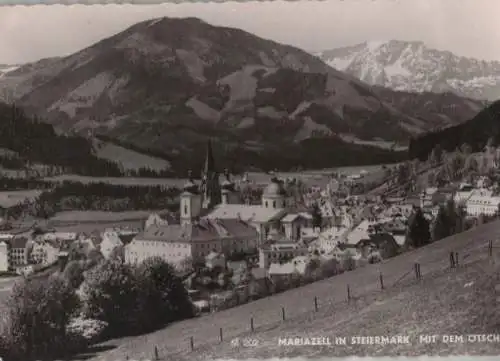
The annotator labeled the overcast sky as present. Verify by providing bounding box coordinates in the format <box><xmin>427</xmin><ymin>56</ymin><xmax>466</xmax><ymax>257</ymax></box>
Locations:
<box><xmin>0</xmin><ymin>0</ymin><xmax>499</xmax><ymax>64</ymax></box>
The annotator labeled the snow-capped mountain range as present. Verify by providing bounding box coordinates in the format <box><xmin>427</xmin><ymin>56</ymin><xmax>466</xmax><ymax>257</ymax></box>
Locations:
<box><xmin>317</xmin><ymin>40</ymin><xmax>500</xmax><ymax>101</ymax></box>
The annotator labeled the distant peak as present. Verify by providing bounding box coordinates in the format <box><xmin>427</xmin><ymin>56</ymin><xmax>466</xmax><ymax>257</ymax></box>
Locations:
<box><xmin>145</xmin><ymin>16</ymin><xmax>207</xmax><ymax>27</ymax></box>
<box><xmin>364</xmin><ymin>39</ymin><xmax>425</xmax><ymax>49</ymax></box>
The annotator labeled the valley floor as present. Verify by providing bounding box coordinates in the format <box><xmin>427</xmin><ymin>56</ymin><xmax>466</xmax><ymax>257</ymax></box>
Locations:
<box><xmin>77</xmin><ymin>220</ymin><xmax>500</xmax><ymax>361</ymax></box>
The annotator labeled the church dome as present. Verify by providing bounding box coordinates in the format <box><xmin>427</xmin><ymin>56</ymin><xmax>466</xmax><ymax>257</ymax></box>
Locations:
<box><xmin>263</xmin><ymin>178</ymin><xmax>286</xmax><ymax>197</ymax></box>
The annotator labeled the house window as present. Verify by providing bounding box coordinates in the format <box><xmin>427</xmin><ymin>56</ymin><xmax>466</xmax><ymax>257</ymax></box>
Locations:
<box><xmin>273</xmin><ymin>201</ymin><xmax>276</xmax><ymax>208</ymax></box>
<box><xmin>184</xmin><ymin>204</ymin><xmax>188</xmax><ymax>215</ymax></box>
<box><xmin>265</xmin><ymin>201</ymin><xmax>268</xmax><ymax>208</ymax></box>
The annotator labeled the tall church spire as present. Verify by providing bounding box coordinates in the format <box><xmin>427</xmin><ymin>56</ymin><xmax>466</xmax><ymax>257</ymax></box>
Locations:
<box><xmin>201</xmin><ymin>139</ymin><xmax>221</xmax><ymax>209</ymax></box>
<box><xmin>204</xmin><ymin>139</ymin><xmax>215</xmax><ymax>176</ymax></box>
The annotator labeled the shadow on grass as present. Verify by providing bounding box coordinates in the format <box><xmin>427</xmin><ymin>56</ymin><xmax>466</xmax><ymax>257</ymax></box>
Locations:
<box><xmin>64</xmin><ymin>344</ymin><xmax>117</xmax><ymax>361</ymax></box>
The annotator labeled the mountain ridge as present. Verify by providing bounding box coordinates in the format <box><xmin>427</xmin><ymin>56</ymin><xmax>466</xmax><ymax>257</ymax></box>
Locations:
<box><xmin>0</xmin><ymin>18</ymin><xmax>488</xmax><ymax>173</ymax></box>
<box><xmin>317</xmin><ymin>40</ymin><xmax>500</xmax><ymax>101</ymax></box>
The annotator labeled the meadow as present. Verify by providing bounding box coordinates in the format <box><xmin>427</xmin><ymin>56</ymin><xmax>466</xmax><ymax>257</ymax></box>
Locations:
<box><xmin>92</xmin><ymin>139</ymin><xmax>171</xmax><ymax>172</ymax></box>
<box><xmin>79</xmin><ymin>218</ymin><xmax>500</xmax><ymax>361</ymax></box>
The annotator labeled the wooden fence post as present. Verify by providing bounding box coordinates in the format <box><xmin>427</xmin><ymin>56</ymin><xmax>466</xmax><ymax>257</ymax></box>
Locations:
<box><xmin>153</xmin><ymin>345</ymin><xmax>159</xmax><ymax>360</ymax></box>
<box><xmin>314</xmin><ymin>296</ymin><xmax>318</xmax><ymax>312</ymax></box>
<box><xmin>250</xmin><ymin>317</ymin><xmax>254</xmax><ymax>332</ymax></box>
<box><xmin>347</xmin><ymin>284</ymin><xmax>351</xmax><ymax>302</ymax></box>
<box><xmin>219</xmin><ymin>327</ymin><xmax>223</xmax><ymax>342</ymax></box>
<box><xmin>449</xmin><ymin>252</ymin><xmax>455</xmax><ymax>268</ymax></box>
<box><xmin>379</xmin><ymin>272</ymin><xmax>384</xmax><ymax>290</ymax></box>
<box><xmin>281</xmin><ymin>307</ymin><xmax>286</xmax><ymax>321</ymax></box>
<box><xmin>190</xmin><ymin>336</ymin><xmax>194</xmax><ymax>351</ymax></box>
<box><xmin>489</xmin><ymin>240</ymin><xmax>493</xmax><ymax>257</ymax></box>
<box><xmin>455</xmin><ymin>252</ymin><xmax>459</xmax><ymax>267</ymax></box>
<box><xmin>414</xmin><ymin>263</ymin><xmax>421</xmax><ymax>280</ymax></box>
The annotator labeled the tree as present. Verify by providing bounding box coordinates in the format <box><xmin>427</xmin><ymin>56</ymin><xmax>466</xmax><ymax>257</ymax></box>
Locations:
<box><xmin>406</xmin><ymin>208</ymin><xmax>431</xmax><ymax>248</ymax></box>
<box><xmin>427</xmin><ymin>171</ymin><xmax>437</xmax><ymax>187</ymax></box>
<box><xmin>464</xmin><ymin>155</ymin><xmax>479</xmax><ymax>173</ymax></box>
<box><xmin>109</xmin><ymin>245</ymin><xmax>125</xmax><ymax>262</ymax></box>
<box><xmin>428</xmin><ymin>145</ymin><xmax>443</xmax><ymax>165</ymax></box>
<box><xmin>5</xmin><ymin>275</ymin><xmax>80</xmax><ymax>360</ymax></box>
<box><xmin>431</xmin><ymin>205</ymin><xmax>450</xmax><ymax>242</ymax></box>
<box><xmin>80</xmin><ymin>259</ymin><xmax>140</xmax><ymax>337</ymax></box>
<box><xmin>311</xmin><ymin>202</ymin><xmax>322</xmax><ymax>230</ymax></box>
<box><xmin>63</xmin><ymin>260</ymin><xmax>85</xmax><ymax>289</ymax></box>
<box><xmin>134</xmin><ymin>257</ymin><xmax>194</xmax><ymax>332</ymax></box>
<box><xmin>460</xmin><ymin>143</ymin><xmax>472</xmax><ymax>155</ymax></box>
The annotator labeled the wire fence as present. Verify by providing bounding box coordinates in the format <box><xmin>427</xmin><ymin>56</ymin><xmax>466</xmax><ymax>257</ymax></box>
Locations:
<box><xmin>120</xmin><ymin>237</ymin><xmax>499</xmax><ymax>361</ymax></box>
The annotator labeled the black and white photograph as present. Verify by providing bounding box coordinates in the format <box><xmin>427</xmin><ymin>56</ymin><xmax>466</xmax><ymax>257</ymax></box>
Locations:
<box><xmin>0</xmin><ymin>0</ymin><xmax>499</xmax><ymax>360</ymax></box>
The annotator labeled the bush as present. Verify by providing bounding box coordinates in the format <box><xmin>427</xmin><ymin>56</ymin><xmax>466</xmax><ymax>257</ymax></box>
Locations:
<box><xmin>80</xmin><ymin>257</ymin><xmax>195</xmax><ymax>338</ymax></box>
<box><xmin>341</xmin><ymin>255</ymin><xmax>356</xmax><ymax>271</ymax></box>
<box><xmin>368</xmin><ymin>251</ymin><xmax>383</xmax><ymax>264</ymax></box>
<box><xmin>63</xmin><ymin>260</ymin><xmax>85</xmax><ymax>289</ymax></box>
<box><xmin>80</xmin><ymin>259</ymin><xmax>141</xmax><ymax>337</ymax></box>
<box><xmin>319</xmin><ymin>258</ymin><xmax>341</xmax><ymax>278</ymax></box>
<box><xmin>66</xmin><ymin>316</ymin><xmax>108</xmax><ymax>347</ymax></box>
<box><xmin>4</xmin><ymin>275</ymin><xmax>80</xmax><ymax>360</ymax></box>
<box><xmin>134</xmin><ymin>257</ymin><xmax>195</xmax><ymax>331</ymax></box>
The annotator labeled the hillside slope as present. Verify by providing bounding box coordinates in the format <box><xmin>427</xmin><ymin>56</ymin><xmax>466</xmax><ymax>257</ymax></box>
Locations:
<box><xmin>0</xmin><ymin>18</ymin><xmax>485</xmax><ymax>173</ymax></box>
<box><xmin>409</xmin><ymin>100</ymin><xmax>500</xmax><ymax>160</ymax></box>
<box><xmin>317</xmin><ymin>40</ymin><xmax>500</xmax><ymax>101</ymax></box>
<box><xmin>82</xmin><ymin>219</ymin><xmax>500</xmax><ymax>361</ymax></box>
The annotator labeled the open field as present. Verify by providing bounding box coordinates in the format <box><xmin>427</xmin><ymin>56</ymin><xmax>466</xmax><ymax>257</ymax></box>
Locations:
<box><xmin>338</xmin><ymin>134</ymin><xmax>409</xmax><ymax>152</ymax></box>
<box><xmin>42</xmin><ymin>175</ymin><xmax>188</xmax><ymax>187</ymax></box>
<box><xmin>49</xmin><ymin>210</ymin><xmax>160</xmax><ymax>223</ymax></box>
<box><xmin>79</xmin><ymin>219</ymin><xmax>500</xmax><ymax>361</ymax></box>
<box><xmin>92</xmin><ymin>139</ymin><xmax>171</xmax><ymax>172</ymax></box>
<box><xmin>0</xmin><ymin>189</ymin><xmax>43</xmax><ymax>208</ymax></box>
<box><xmin>41</xmin><ymin>163</ymin><xmax>398</xmax><ymax>188</ymax></box>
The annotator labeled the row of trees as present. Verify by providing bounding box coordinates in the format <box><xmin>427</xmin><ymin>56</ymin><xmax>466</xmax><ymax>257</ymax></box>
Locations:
<box><xmin>1</xmin><ymin>256</ymin><xmax>195</xmax><ymax>361</ymax></box>
<box><xmin>405</xmin><ymin>198</ymin><xmax>491</xmax><ymax>249</ymax></box>
<box><xmin>8</xmin><ymin>181</ymin><xmax>181</xmax><ymax>219</ymax></box>
<box><xmin>425</xmin><ymin>140</ymin><xmax>500</xmax><ymax>187</ymax></box>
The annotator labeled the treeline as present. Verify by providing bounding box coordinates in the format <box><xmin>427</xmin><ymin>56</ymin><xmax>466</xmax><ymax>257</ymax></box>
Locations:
<box><xmin>169</xmin><ymin>137</ymin><xmax>407</xmax><ymax>176</ymax></box>
<box><xmin>0</xmin><ymin>257</ymin><xmax>195</xmax><ymax>361</ymax></box>
<box><xmin>30</xmin><ymin>181</ymin><xmax>181</xmax><ymax>218</ymax></box>
<box><xmin>0</xmin><ymin>155</ymin><xmax>24</xmax><ymax>169</ymax></box>
<box><xmin>406</xmin><ymin>197</ymin><xmax>495</xmax><ymax>251</ymax></box>
<box><xmin>0</xmin><ymin>177</ymin><xmax>52</xmax><ymax>191</ymax></box>
<box><xmin>0</xmin><ymin>104</ymin><xmax>122</xmax><ymax>177</ymax></box>
<box><xmin>97</xmin><ymin>134</ymin><xmax>407</xmax><ymax>176</ymax></box>
<box><xmin>409</xmin><ymin>100</ymin><xmax>500</xmax><ymax>160</ymax></box>
<box><xmin>405</xmin><ymin>200</ymin><xmax>465</xmax><ymax>249</ymax></box>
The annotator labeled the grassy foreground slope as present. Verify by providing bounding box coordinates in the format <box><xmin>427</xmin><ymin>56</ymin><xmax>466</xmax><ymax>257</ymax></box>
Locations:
<box><xmin>83</xmin><ymin>220</ymin><xmax>500</xmax><ymax>361</ymax></box>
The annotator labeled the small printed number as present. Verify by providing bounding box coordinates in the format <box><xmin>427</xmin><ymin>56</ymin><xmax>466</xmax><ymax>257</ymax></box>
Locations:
<box><xmin>231</xmin><ymin>337</ymin><xmax>258</xmax><ymax>347</ymax></box>
<box><xmin>241</xmin><ymin>338</ymin><xmax>259</xmax><ymax>347</ymax></box>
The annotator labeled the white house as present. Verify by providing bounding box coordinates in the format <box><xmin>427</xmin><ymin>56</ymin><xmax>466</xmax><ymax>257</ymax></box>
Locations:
<box><xmin>465</xmin><ymin>193</ymin><xmax>500</xmax><ymax>217</ymax></box>
<box><xmin>258</xmin><ymin>240</ymin><xmax>308</xmax><ymax>269</ymax></box>
<box><xmin>125</xmin><ymin>218</ymin><xmax>259</xmax><ymax>268</ymax></box>
<box><xmin>0</xmin><ymin>241</ymin><xmax>9</xmax><ymax>272</ymax></box>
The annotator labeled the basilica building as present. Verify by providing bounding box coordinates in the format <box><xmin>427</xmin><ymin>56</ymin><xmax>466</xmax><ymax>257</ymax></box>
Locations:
<box><xmin>125</xmin><ymin>140</ymin><xmax>313</xmax><ymax>268</ymax></box>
